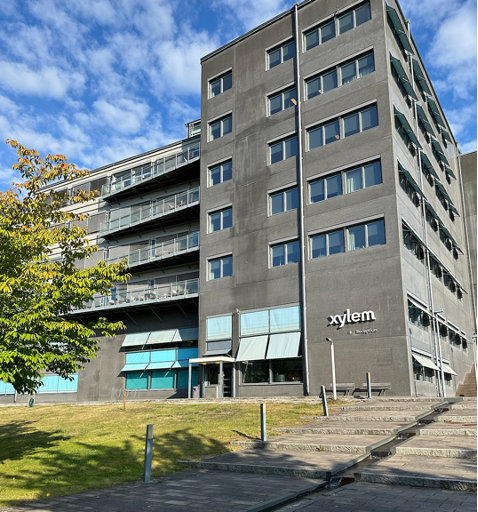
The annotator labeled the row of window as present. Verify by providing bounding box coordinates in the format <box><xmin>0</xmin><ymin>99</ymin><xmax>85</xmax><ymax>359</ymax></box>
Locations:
<box><xmin>209</xmin><ymin>218</ymin><xmax>385</xmax><ymax>279</ymax></box>
<box><xmin>413</xmin><ymin>363</ymin><xmax>453</xmax><ymax>385</ymax></box>
<box><xmin>125</xmin><ymin>368</ymin><xmax>198</xmax><ymax>391</ymax></box>
<box><xmin>241</xmin><ymin>359</ymin><xmax>303</xmax><ymax>384</ymax></box>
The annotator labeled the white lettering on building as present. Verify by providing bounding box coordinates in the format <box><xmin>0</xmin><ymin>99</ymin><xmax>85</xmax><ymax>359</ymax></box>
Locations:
<box><xmin>328</xmin><ymin>309</ymin><xmax>376</xmax><ymax>329</ymax></box>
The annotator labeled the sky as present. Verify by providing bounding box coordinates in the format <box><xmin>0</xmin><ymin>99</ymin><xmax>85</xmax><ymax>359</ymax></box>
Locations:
<box><xmin>0</xmin><ymin>0</ymin><xmax>476</xmax><ymax>190</ymax></box>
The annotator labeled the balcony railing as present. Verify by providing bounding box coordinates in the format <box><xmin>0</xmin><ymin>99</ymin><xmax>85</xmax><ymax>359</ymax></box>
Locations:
<box><xmin>101</xmin><ymin>142</ymin><xmax>200</xmax><ymax>197</ymax></box>
<box><xmin>108</xmin><ymin>232</ymin><xmax>199</xmax><ymax>268</ymax></box>
<box><xmin>100</xmin><ymin>187</ymin><xmax>200</xmax><ymax>236</ymax></box>
<box><xmin>71</xmin><ymin>278</ymin><xmax>199</xmax><ymax>313</ymax></box>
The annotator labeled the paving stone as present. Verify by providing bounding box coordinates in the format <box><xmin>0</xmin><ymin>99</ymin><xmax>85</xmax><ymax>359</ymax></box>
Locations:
<box><xmin>309</xmin><ymin>409</ymin><xmax>432</xmax><ymax>422</ymax></box>
<box><xmin>435</xmin><ymin>409</ymin><xmax>477</xmax><ymax>423</ymax></box>
<box><xmin>393</xmin><ymin>435</ymin><xmax>477</xmax><ymax>458</ymax></box>
<box><xmin>276</xmin><ymin>420</ymin><xmax>415</xmax><ymax>435</ymax></box>
<box><xmin>419</xmin><ymin>423</ymin><xmax>477</xmax><ymax>436</ymax></box>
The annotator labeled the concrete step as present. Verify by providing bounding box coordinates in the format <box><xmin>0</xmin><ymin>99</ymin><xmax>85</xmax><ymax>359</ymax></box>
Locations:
<box><xmin>231</xmin><ymin>433</ymin><xmax>394</xmax><ymax>454</ymax></box>
<box><xmin>365</xmin><ymin>397</ymin><xmax>452</xmax><ymax>402</ymax></box>
<box><xmin>355</xmin><ymin>454</ymin><xmax>477</xmax><ymax>491</ymax></box>
<box><xmin>331</xmin><ymin>401</ymin><xmax>446</xmax><ymax>412</ymax></box>
<box><xmin>450</xmin><ymin>401</ymin><xmax>477</xmax><ymax>410</ymax></box>
<box><xmin>275</xmin><ymin>421</ymin><xmax>416</xmax><ymax>436</ymax></box>
<box><xmin>179</xmin><ymin>449</ymin><xmax>369</xmax><ymax>479</ymax></box>
<box><xmin>435</xmin><ymin>409</ymin><xmax>477</xmax><ymax>423</ymax></box>
<box><xmin>419</xmin><ymin>423</ymin><xmax>477</xmax><ymax>436</ymax></box>
<box><xmin>305</xmin><ymin>409</ymin><xmax>431</xmax><ymax>423</ymax></box>
<box><xmin>392</xmin><ymin>435</ymin><xmax>477</xmax><ymax>459</ymax></box>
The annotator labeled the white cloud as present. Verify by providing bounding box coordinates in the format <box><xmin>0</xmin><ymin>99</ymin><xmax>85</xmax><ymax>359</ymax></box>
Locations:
<box><xmin>459</xmin><ymin>140</ymin><xmax>477</xmax><ymax>154</ymax></box>
<box><xmin>93</xmin><ymin>99</ymin><xmax>150</xmax><ymax>134</ymax></box>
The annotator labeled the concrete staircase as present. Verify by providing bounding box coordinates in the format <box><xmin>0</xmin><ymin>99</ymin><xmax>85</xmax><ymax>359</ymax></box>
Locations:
<box><xmin>456</xmin><ymin>366</ymin><xmax>477</xmax><ymax>397</ymax></box>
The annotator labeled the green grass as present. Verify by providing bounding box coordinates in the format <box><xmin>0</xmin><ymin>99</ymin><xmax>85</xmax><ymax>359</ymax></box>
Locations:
<box><xmin>0</xmin><ymin>400</ymin><xmax>330</xmax><ymax>506</ymax></box>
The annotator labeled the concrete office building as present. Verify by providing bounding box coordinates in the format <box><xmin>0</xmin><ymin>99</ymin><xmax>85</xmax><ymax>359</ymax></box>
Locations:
<box><xmin>1</xmin><ymin>0</ymin><xmax>475</xmax><ymax>404</ymax></box>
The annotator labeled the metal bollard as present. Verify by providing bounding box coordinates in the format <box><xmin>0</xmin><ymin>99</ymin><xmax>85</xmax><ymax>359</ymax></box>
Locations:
<box><xmin>143</xmin><ymin>424</ymin><xmax>154</xmax><ymax>483</ymax></box>
<box><xmin>366</xmin><ymin>372</ymin><xmax>372</xmax><ymax>399</ymax></box>
<box><xmin>260</xmin><ymin>403</ymin><xmax>267</xmax><ymax>442</ymax></box>
<box><xmin>321</xmin><ymin>386</ymin><xmax>329</xmax><ymax>417</ymax></box>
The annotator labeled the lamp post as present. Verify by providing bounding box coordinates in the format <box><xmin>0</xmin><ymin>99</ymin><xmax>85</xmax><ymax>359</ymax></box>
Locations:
<box><xmin>326</xmin><ymin>337</ymin><xmax>337</xmax><ymax>400</ymax></box>
<box><xmin>472</xmin><ymin>334</ymin><xmax>477</xmax><ymax>390</ymax></box>
<box><xmin>433</xmin><ymin>308</ymin><xmax>446</xmax><ymax>398</ymax></box>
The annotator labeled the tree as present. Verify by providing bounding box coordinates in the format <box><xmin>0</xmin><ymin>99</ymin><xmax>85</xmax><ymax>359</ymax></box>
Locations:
<box><xmin>0</xmin><ymin>140</ymin><xmax>129</xmax><ymax>394</ymax></box>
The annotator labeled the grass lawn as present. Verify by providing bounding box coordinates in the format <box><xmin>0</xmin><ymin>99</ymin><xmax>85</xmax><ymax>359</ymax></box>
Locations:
<box><xmin>0</xmin><ymin>400</ymin><xmax>332</xmax><ymax>506</ymax></box>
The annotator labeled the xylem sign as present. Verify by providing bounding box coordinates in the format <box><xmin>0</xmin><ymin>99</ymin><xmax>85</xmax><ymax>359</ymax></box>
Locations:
<box><xmin>328</xmin><ymin>309</ymin><xmax>376</xmax><ymax>329</ymax></box>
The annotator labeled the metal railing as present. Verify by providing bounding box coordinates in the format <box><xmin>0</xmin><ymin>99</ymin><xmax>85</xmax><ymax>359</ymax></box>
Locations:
<box><xmin>72</xmin><ymin>278</ymin><xmax>199</xmax><ymax>313</ymax></box>
<box><xmin>100</xmin><ymin>187</ymin><xmax>200</xmax><ymax>236</ymax></box>
<box><xmin>108</xmin><ymin>232</ymin><xmax>199</xmax><ymax>268</ymax></box>
<box><xmin>101</xmin><ymin>142</ymin><xmax>200</xmax><ymax>197</ymax></box>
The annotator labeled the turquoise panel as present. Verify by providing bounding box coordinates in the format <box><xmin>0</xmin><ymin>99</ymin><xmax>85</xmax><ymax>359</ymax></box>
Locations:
<box><xmin>150</xmin><ymin>349</ymin><xmax>176</xmax><ymax>363</ymax></box>
<box><xmin>177</xmin><ymin>368</ymin><xmax>198</xmax><ymax>388</ymax></box>
<box><xmin>5</xmin><ymin>383</ymin><xmax>15</xmax><ymax>394</ymax></box>
<box><xmin>57</xmin><ymin>375</ymin><xmax>78</xmax><ymax>392</ymax></box>
<box><xmin>38</xmin><ymin>375</ymin><xmax>59</xmax><ymax>393</ymax></box>
<box><xmin>125</xmin><ymin>371</ymin><xmax>148</xmax><ymax>390</ymax></box>
<box><xmin>177</xmin><ymin>348</ymin><xmax>198</xmax><ymax>360</ymax></box>
<box><xmin>151</xmin><ymin>370</ymin><xmax>175</xmax><ymax>389</ymax></box>
<box><xmin>125</xmin><ymin>351</ymin><xmax>150</xmax><ymax>364</ymax></box>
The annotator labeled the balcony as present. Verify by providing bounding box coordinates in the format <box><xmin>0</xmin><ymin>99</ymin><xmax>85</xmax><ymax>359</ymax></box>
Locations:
<box><xmin>108</xmin><ymin>232</ymin><xmax>199</xmax><ymax>270</ymax></box>
<box><xmin>100</xmin><ymin>187</ymin><xmax>200</xmax><ymax>237</ymax></box>
<box><xmin>101</xmin><ymin>142</ymin><xmax>200</xmax><ymax>200</ymax></box>
<box><xmin>71</xmin><ymin>278</ymin><xmax>199</xmax><ymax>314</ymax></box>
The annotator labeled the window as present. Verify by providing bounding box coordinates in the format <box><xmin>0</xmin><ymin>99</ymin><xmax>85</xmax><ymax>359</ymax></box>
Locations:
<box><xmin>408</xmin><ymin>300</ymin><xmax>430</xmax><ymax>331</ymax></box>
<box><xmin>271</xmin><ymin>240</ymin><xmax>300</xmax><ymax>267</ymax></box>
<box><xmin>188</xmin><ymin>121</ymin><xmax>201</xmax><ymax>137</ymax></box>
<box><xmin>309</xmin><ymin>161</ymin><xmax>381</xmax><ymax>204</ymax></box>
<box><xmin>241</xmin><ymin>359</ymin><xmax>303</xmax><ymax>384</ymax></box>
<box><xmin>305</xmin><ymin>52</ymin><xmax>374</xmax><ymax>100</ymax></box>
<box><xmin>270</xmin><ymin>187</ymin><xmax>299</xmax><ymax>215</ymax></box>
<box><xmin>305</xmin><ymin>20</ymin><xmax>336</xmax><ymax>51</ymax></box>
<box><xmin>209</xmin><ymin>160</ymin><xmax>232</xmax><ymax>187</ymax></box>
<box><xmin>268</xmin><ymin>40</ymin><xmax>295</xmax><ymax>69</ymax></box>
<box><xmin>425</xmin><ymin>207</ymin><xmax>439</xmax><ymax>232</ymax></box>
<box><xmin>209</xmin><ymin>72</ymin><xmax>232</xmax><ymax>98</ymax></box>
<box><xmin>270</xmin><ymin>135</ymin><xmax>298</xmax><ymax>164</ymax></box>
<box><xmin>413</xmin><ymin>361</ymin><xmax>434</xmax><ymax>382</ymax></box>
<box><xmin>399</xmin><ymin>171</ymin><xmax>421</xmax><ymax>208</ymax></box>
<box><xmin>438</xmin><ymin>323</ymin><xmax>448</xmax><ymax>340</ymax></box>
<box><xmin>269</xmin><ymin>87</ymin><xmax>297</xmax><ymax>115</ymax></box>
<box><xmin>430</xmin><ymin>257</ymin><xmax>442</xmax><ymax>280</ymax></box>
<box><xmin>311</xmin><ymin>230</ymin><xmax>344</xmax><ymax>258</ymax></box>
<box><xmin>308</xmin><ymin>105</ymin><xmax>378</xmax><ymax>150</ymax></box>
<box><xmin>209</xmin><ymin>115</ymin><xmax>232</xmax><ymax>141</ymax></box>
<box><xmin>339</xmin><ymin>2</ymin><xmax>371</xmax><ymax>34</ymax></box>
<box><xmin>209</xmin><ymin>255</ymin><xmax>233</xmax><ymax>280</ymax></box>
<box><xmin>209</xmin><ymin>207</ymin><xmax>232</xmax><ymax>232</ymax></box>
<box><xmin>443</xmin><ymin>272</ymin><xmax>456</xmax><ymax>295</ymax></box>
<box><xmin>402</xmin><ymin>225</ymin><xmax>424</xmax><ymax>261</ymax></box>
<box><xmin>126</xmin><ymin>368</ymin><xmax>198</xmax><ymax>390</ymax></box>
<box><xmin>394</xmin><ymin>110</ymin><xmax>419</xmax><ymax>157</ymax></box>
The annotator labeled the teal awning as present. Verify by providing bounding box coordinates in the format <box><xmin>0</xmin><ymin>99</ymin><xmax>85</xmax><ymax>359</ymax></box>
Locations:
<box><xmin>431</xmin><ymin>139</ymin><xmax>449</xmax><ymax>165</ymax></box>
<box><xmin>436</xmin><ymin>181</ymin><xmax>452</xmax><ymax>203</ymax></box>
<box><xmin>386</xmin><ymin>5</ymin><xmax>414</xmax><ymax>54</ymax></box>
<box><xmin>420</xmin><ymin>152</ymin><xmax>440</xmax><ymax>180</ymax></box>
<box><xmin>427</xmin><ymin>98</ymin><xmax>446</xmax><ymax>128</ymax></box>
<box><xmin>121</xmin><ymin>363</ymin><xmax>148</xmax><ymax>372</ymax></box>
<box><xmin>398</xmin><ymin>162</ymin><xmax>423</xmax><ymax>196</ymax></box>
<box><xmin>172</xmin><ymin>327</ymin><xmax>199</xmax><ymax>342</ymax></box>
<box><xmin>146</xmin><ymin>361</ymin><xmax>175</xmax><ymax>370</ymax></box>
<box><xmin>394</xmin><ymin>106</ymin><xmax>422</xmax><ymax>148</ymax></box>
<box><xmin>416</xmin><ymin>104</ymin><xmax>435</xmax><ymax>136</ymax></box>
<box><xmin>449</xmin><ymin>203</ymin><xmax>460</xmax><ymax>216</ymax></box>
<box><xmin>425</xmin><ymin>201</ymin><xmax>440</xmax><ymax>221</ymax></box>
<box><xmin>266</xmin><ymin>332</ymin><xmax>301</xmax><ymax>359</ymax></box>
<box><xmin>440</xmin><ymin>127</ymin><xmax>453</xmax><ymax>143</ymax></box>
<box><xmin>236</xmin><ymin>336</ymin><xmax>269</xmax><ymax>361</ymax></box>
<box><xmin>122</xmin><ymin>332</ymin><xmax>150</xmax><ymax>347</ymax></box>
<box><xmin>390</xmin><ymin>54</ymin><xmax>418</xmax><ymax>100</ymax></box>
<box><xmin>444</xmin><ymin>165</ymin><xmax>456</xmax><ymax>179</ymax></box>
<box><xmin>412</xmin><ymin>59</ymin><xmax>432</xmax><ymax>95</ymax></box>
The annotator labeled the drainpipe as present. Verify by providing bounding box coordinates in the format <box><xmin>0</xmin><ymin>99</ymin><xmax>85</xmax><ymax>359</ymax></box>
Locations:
<box><xmin>294</xmin><ymin>2</ymin><xmax>310</xmax><ymax>396</ymax></box>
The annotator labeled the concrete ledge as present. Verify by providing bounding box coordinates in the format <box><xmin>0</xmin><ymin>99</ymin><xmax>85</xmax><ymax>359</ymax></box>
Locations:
<box><xmin>355</xmin><ymin>471</ymin><xmax>477</xmax><ymax>492</ymax></box>
<box><xmin>275</xmin><ymin>424</ymin><xmax>415</xmax><ymax>435</ymax></box>
<box><xmin>420</xmin><ymin>427</ymin><xmax>477</xmax><ymax>436</ymax></box>
<box><xmin>436</xmin><ymin>416</ymin><xmax>477</xmax><ymax>423</ymax></box>
<box><xmin>305</xmin><ymin>411</ymin><xmax>428</xmax><ymax>422</ymax></box>
<box><xmin>330</xmin><ymin>402</ymin><xmax>447</xmax><ymax>412</ymax></box>
<box><xmin>393</xmin><ymin>446</ymin><xmax>477</xmax><ymax>459</ymax></box>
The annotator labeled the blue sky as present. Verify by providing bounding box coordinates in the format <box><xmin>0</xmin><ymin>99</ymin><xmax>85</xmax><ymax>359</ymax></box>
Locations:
<box><xmin>0</xmin><ymin>0</ymin><xmax>476</xmax><ymax>190</ymax></box>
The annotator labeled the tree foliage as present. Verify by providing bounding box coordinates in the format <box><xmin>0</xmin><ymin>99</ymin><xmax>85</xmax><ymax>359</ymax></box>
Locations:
<box><xmin>0</xmin><ymin>140</ymin><xmax>129</xmax><ymax>394</ymax></box>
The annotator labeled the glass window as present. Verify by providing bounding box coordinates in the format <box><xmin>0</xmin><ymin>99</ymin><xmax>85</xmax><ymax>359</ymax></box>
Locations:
<box><xmin>222</xmin><ymin>116</ymin><xmax>232</xmax><ymax>135</ymax></box>
<box><xmin>271</xmin><ymin>359</ymin><xmax>303</xmax><ymax>382</ymax></box>
<box><xmin>270</xmin><ymin>141</ymin><xmax>283</xmax><ymax>164</ymax></box>
<box><xmin>207</xmin><ymin>315</ymin><xmax>232</xmax><ymax>340</ymax></box>
<box><xmin>305</xmin><ymin>29</ymin><xmax>319</xmax><ymax>51</ymax></box>
<box><xmin>209</xmin><ymin>255</ymin><xmax>233</xmax><ymax>279</ymax></box>
<box><xmin>151</xmin><ymin>370</ymin><xmax>175</xmax><ymax>389</ymax></box>
<box><xmin>125</xmin><ymin>371</ymin><xmax>148</xmax><ymax>390</ymax></box>
<box><xmin>310</xmin><ymin>179</ymin><xmax>325</xmax><ymax>203</ymax></box>
<box><xmin>311</xmin><ymin>234</ymin><xmax>326</xmax><ymax>258</ymax></box>
<box><xmin>328</xmin><ymin>230</ymin><xmax>345</xmax><ymax>255</ymax></box>
<box><xmin>269</xmin><ymin>87</ymin><xmax>297</xmax><ymax>115</ymax></box>
<box><xmin>341</xmin><ymin>61</ymin><xmax>356</xmax><ymax>85</ymax></box>
<box><xmin>285</xmin><ymin>137</ymin><xmax>298</xmax><ymax>159</ymax></box>
<box><xmin>210</xmin><ymin>72</ymin><xmax>232</xmax><ymax>98</ymax></box>
<box><xmin>306</xmin><ymin>77</ymin><xmax>321</xmax><ymax>100</ymax></box>
<box><xmin>364</xmin><ymin>162</ymin><xmax>382</xmax><ymax>187</ymax></box>
<box><xmin>339</xmin><ymin>12</ymin><xmax>354</xmax><ymax>34</ymax></box>
<box><xmin>242</xmin><ymin>361</ymin><xmax>269</xmax><ymax>383</ymax></box>
<box><xmin>309</xmin><ymin>126</ymin><xmax>323</xmax><ymax>150</ymax></box>
<box><xmin>321</xmin><ymin>21</ymin><xmax>336</xmax><ymax>43</ymax></box>
<box><xmin>210</xmin><ymin>211</ymin><xmax>221</xmax><ymax>232</ymax></box>
<box><xmin>272</xmin><ymin>244</ymin><xmax>285</xmax><ymax>267</ymax></box>
<box><xmin>222</xmin><ymin>73</ymin><xmax>232</xmax><ymax>92</ymax></box>
<box><xmin>287</xmin><ymin>241</ymin><xmax>300</xmax><ymax>263</ymax></box>
<box><xmin>210</xmin><ymin>115</ymin><xmax>232</xmax><ymax>140</ymax></box>
<box><xmin>355</xmin><ymin>3</ymin><xmax>371</xmax><ymax>26</ymax></box>
<box><xmin>272</xmin><ymin>241</ymin><xmax>300</xmax><ymax>267</ymax></box>
<box><xmin>346</xmin><ymin>168</ymin><xmax>363</xmax><ymax>193</ymax></box>
<box><xmin>271</xmin><ymin>187</ymin><xmax>299</xmax><ymax>215</ymax></box>
<box><xmin>268</xmin><ymin>41</ymin><xmax>295</xmax><ymax>69</ymax></box>
<box><xmin>269</xmin><ymin>94</ymin><xmax>282</xmax><ymax>115</ymax></box>
<box><xmin>344</xmin><ymin>113</ymin><xmax>360</xmax><ymax>137</ymax></box>
<box><xmin>209</xmin><ymin>160</ymin><xmax>232</xmax><ymax>186</ymax></box>
<box><xmin>324</xmin><ymin>120</ymin><xmax>340</xmax><ymax>144</ymax></box>
<box><xmin>282</xmin><ymin>41</ymin><xmax>295</xmax><ymax>61</ymax></box>
<box><xmin>367</xmin><ymin>220</ymin><xmax>385</xmax><ymax>246</ymax></box>
<box><xmin>209</xmin><ymin>207</ymin><xmax>232</xmax><ymax>232</ymax></box>
<box><xmin>322</xmin><ymin>70</ymin><xmax>338</xmax><ymax>92</ymax></box>
<box><xmin>210</xmin><ymin>120</ymin><xmax>221</xmax><ymax>140</ymax></box>
<box><xmin>358</xmin><ymin>53</ymin><xmax>374</xmax><ymax>76</ymax></box>
<box><xmin>348</xmin><ymin>225</ymin><xmax>366</xmax><ymax>251</ymax></box>
<box><xmin>270</xmin><ymin>136</ymin><xmax>297</xmax><ymax>164</ymax></box>
<box><xmin>269</xmin><ymin>48</ymin><xmax>281</xmax><ymax>68</ymax></box>
<box><xmin>361</xmin><ymin>106</ymin><xmax>378</xmax><ymax>131</ymax></box>
<box><xmin>326</xmin><ymin>174</ymin><xmax>342</xmax><ymax>198</ymax></box>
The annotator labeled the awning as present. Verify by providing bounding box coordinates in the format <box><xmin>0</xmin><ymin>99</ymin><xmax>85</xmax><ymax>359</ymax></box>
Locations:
<box><xmin>412</xmin><ymin>59</ymin><xmax>431</xmax><ymax>95</ymax></box>
<box><xmin>386</xmin><ymin>5</ymin><xmax>414</xmax><ymax>54</ymax></box>
<box><xmin>173</xmin><ymin>327</ymin><xmax>199</xmax><ymax>342</ymax></box>
<box><xmin>398</xmin><ymin>162</ymin><xmax>423</xmax><ymax>196</ymax></box>
<box><xmin>121</xmin><ymin>363</ymin><xmax>148</xmax><ymax>372</ymax></box>
<box><xmin>189</xmin><ymin>356</ymin><xmax>236</xmax><ymax>364</ymax></box>
<box><xmin>122</xmin><ymin>332</ymin><xmax>150</xmax><ymax>347</ymax></box>
<box><xmin>444</xmin><ymin>165</ymin><xmax>456</xmax><ymax>180</ymax></box>
<box><xmin>449</xmin><ymin>203</ymin><xmax>460</xmax><ymax>216</ymax></box>
<box><xmin>427</xmin><ymin>98</ymin><xmax>446</xmax><ymax>128</ymax></box>
<box><xmin>431</xmin><ymin>139</ymin><xmax>449</xmax><ymax>165</ymax></box>
<box><xmin>266</xmin><ymin>332</ymin><xmax>301</xmax><ymax>359</ymax></box>
<box><xmin>442</xmin><ymin>363</ymin><xmax>458</xmax><ymax>376</ymax></box>
<box><xmin>440</xmin><ymin>127</ymin><xmax>453</xmax><ymax>143</ymax></box>
<box><xmin>203</xmin><ymin>349</ymin><xmax>232</xmax><ymax>357</ymax></box>
<box><xmin>416</xmin><ymin>104</ymin><xmax>435</xmax><ymax>136</ymax></box>
<box><xmin>203</xmin><ymin>339</ymin><xmax>232</xmax><ymax>357</ymax></box>
<box><xmin>394</xmin><ymin>107</ymin><xmax>422</xmax><ymax>148</ymax></box>
<box><xmin>435</xmin><ymin>181</ymin><xmax>452</xmax><ymax>204</ymax></box>
<box><xmin>236</xmin><ymin>335</ymin><xmax>269</xmax><ymax>362</ymax></box>
<box><xmin>412</xmin><ymin>353</ymin><xmax>439</xmax><ymax>371</ymax></box>
<box><xmin>146</xmin><ymin>361</ymin><xmax>175</xmax><ymax>370</ymax></box>
<box><xmin>390</xmin><ymin>54</ymin><xmax>418</xmax><ymax>100</ymax></box>
<box><xmin>147</xmin><ymin>330</ymin><xmax>176</xmax><ymax>344</ymax></box>
<box><xmin>420</xmin><ymin>152</ymin><xmax>440</xmax><ymax>181</ymax></box>
<box><xmin>425</xmin><ymin>201</ymin><xmax>440</xmax><ymax>221</ymax></box>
